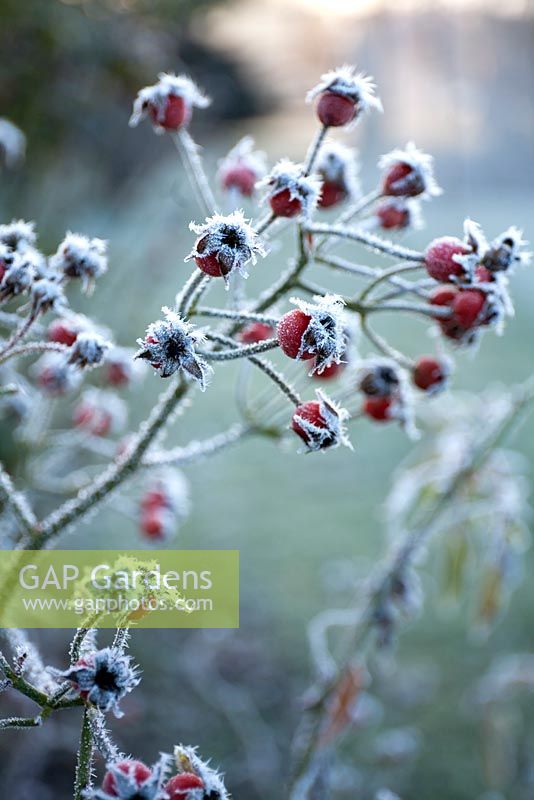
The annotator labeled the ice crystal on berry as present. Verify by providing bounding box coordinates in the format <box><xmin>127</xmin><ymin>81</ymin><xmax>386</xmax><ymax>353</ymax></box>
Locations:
<box><xmin>136</xmin><ymin>307</ymin><xmax>211</xmax><ymax>388</ymax></box>
<box><xmin>290</xmin><ymin>294</ymin><xmax>347</xmax><ymax>374</ymax></box>
<box><xmin>293</xmin><ymin>390</ymin><xmax>352</xmax><ymax>453</ymax></box>
<box><xmin>186</xmin><ymin>210</ymin><xmax>266</xmax><ymax>286</ymax></box>
<box><xmin>68</xmin><ymin>331</ymin><xmax>111</xmax><ymax>369</ymax></box>
<box><xmin>218</xmin><ymin>136</ymin><xmax>267</xmax><ymax>197</ymax></box>
<box><xmin>0</xmin><ymin>218</ymin><xmax>36</xmax><ymax>251</ymax></box>
<box><xmin>31</xmin><ymin>278</ymin><xmax>67</xmax><ymax>316</ymax></box>
<box><xmin>379</xmin><ymin>142</ymin><xmax>442</xmax><ymax>199</ymax></box>
<box><xmin>129</xmin><ymin>73</ymin><xmax>210</xmax><ymax>132</ymax></box>
<box><xmin>87</xmin><ymin>754</ymin><xmax>172</xmax><ymax>800</ymax></box>
<box><xmin>260</xmin><ymin>159</ymin><xmax>322</xmax><ymax>219</ymax></box>
<box><xmin>306</xmin><ymin>65</ymin><xmax>383</xmax><ymax>117</ymax></box>
<box><xmin>54</xmin><ymin>647</ymin><xmax>140</xmax><ymax>717</ymax></box>
<box><xmin>174</xmin><ymin>744</ymin><xmax>230</xmax><ymax>800</ymax></box>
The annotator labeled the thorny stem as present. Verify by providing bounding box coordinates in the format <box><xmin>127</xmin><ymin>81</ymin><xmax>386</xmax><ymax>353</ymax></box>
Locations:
<box><xmin>176</xmin><ymin>269</ymin><xmax>210</xmax><ymax>318</ymax></box>
<box><xmin>200</xmin><ymin>337</ymin><xmax>279</xmax><ymax>361</ymax></box>
<box><xmin>0</xmin><ymin>650</ymin><xmax>49</xmax><ymax>708</ymax></box>
<box><xmin>0</xmin><ymin>340</ymin><xmax>67</xmax><ymax>365</ymax></box>
<box><xmin>303</xmin><ymin>125</ymin><xmax>328</xmax><ymax>176</ymax></box>
<box><xmin>315</xmin><ymin>253</ymin><xmax>430</xmax><ymax>298</ymax></box>
<box><xmin>255</xmin><ymin>212</ymin><xmax>276</xmax><ymax>236</ymax></box>
<box><xmin>289</xmin><ymin>381</ymin><xmax>534</xmax><ymax>795</ymax></box>
<box><xmin>143</xmin><ymin>423</ymin><xmax>251</xmax><ymax>467</ymax></box>
<box><xmin>30</xmin><ymin>378</ymin><xmax>189</xmax><ymax>546</ymax></box>
<box><xmin>0</xmin><ymin>310</ymin><xmax>41</xmax><ymax>361</ymax></box>
<box><xmin>0</xmin><ymin>715</ymin><xmax>41</xmax><ymax>730</ymax></box>
<box><xmin>74</xmin><ymin>709</ymin><xmax>93</xmax><ymax>800</ymax></box>
<box><xmin>172</xmin><ymin>129</ymin><xmax>218</xmax><ymax>217</ymax></box>
<box><xmin>194</xmin><ymin>306</ymin><xmax>279</xmax><ymax>326</ymax></box>
<box><xmin>0</xmin><ymin>462</ymin><xmax>37</xmax><ymax>535</ymax></box>
<box><xmin>307</xmin><ymin>223</ymin><xmax>425</xmax><ymax>262</ymax></box>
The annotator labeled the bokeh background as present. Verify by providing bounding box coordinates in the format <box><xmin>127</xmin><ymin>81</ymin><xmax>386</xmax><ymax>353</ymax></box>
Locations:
<box><xmin>1</xmin><ymin>0</ymin><xmax>534</xmax><ymax>797</ymax></box>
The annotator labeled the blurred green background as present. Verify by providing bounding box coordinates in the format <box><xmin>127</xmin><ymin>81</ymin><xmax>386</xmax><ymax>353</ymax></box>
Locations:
<box><xmin>1</xmin><ymin>1</ymin><xmax>534</xmax><ymax>798</ymax></box>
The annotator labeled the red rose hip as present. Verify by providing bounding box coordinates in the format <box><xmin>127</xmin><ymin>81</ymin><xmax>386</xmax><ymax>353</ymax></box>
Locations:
<box><xmin>277</xmin><ymin>309</ymin><xmax>314</xmax><ymax>360</ymax></box>
<box><xmin>413</xmin><ymin>356</ymin><xmax>449</xmax><ymax>392</ymax></box>
<box><xmin>102</xmin><ymin>760</ymin><xmax>152</xmax><ymax>796</ymax></box>
<box><xmin>165</xmin><ymin>773</ymin><xmax>205</xmax><ymax>799</ymax></box>
<box><xmin>316</xmin><ymin>91</ymin><xmax>357</xmax><ymax>127</ymax></box>
<box><xmin>425</xmin><ymin>237</ymin><xmax>470</xmax><ymax>283</ymax></box>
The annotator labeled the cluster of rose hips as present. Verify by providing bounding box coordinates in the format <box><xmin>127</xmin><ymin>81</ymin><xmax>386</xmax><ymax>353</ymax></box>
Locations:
<box><xmin>127</xmin><ymin>68</ymin><xmax>528</xmax><ymax>457</ymax></box>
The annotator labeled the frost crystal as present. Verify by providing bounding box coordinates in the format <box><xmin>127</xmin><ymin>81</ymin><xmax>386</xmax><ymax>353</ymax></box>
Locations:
<box><xmin>379</xmin><ymin>142</ymin><xmax>442</xmax><ymax>199</ymax></box>
<box><xmin>68</xmin><ymin>331</ymin><xmax>111</xmax><ymax>368</ymax></box>
<box><xmin>295</xmin><ymin>390</ymin><xmax>352</xmax><ymax>453</ymax></box>
<box><xmin>50</xmin><ymin>232</ymin><xmax>108</xmax><ymax>292</ymax></box>
<box><xmin>54</xmin><ymin>647</ymin><xmax>140</xmax><ymax>717</ymax></box>
<box><xmin>290</xmin><ymin>294</ymin><xmax>347</xmax><ymax>373</ymax></box>
<box><xmin>260</xmin><ymin>159</ymin><xmax>322</xmax><ymax>219</ymax></box>
<box><xmin>174</xmin><ymin>744</ymin><xmax>230</xmax><ymax>800</ymax></box>
<box><xmin>0</xmin><ymin>251</ymin><xmax>35</xmax><ymax>301</ymax></box>
<box><xmin>307</xmin><ymin>65</ymin><xmax>383</xmax><ymax>118</ymax></box>
<box><xmin>129</xmin><ymin>72</ymin><xmax>210</xmax><ymax>131</ymax></box>
<box><xmin>185</xmin><ymin>210</ymin><xmax>266</xmax><ymax>286</ymax></box>
<box><xmin>481</xmin><ymin>226</ymin><xmax>531</xmax><ymax>274</ymax></box>
<box><xmin>87</xmin><ymin>754</ymin><xmax>172</xmax><ymax>800</ymax></box>
<box><xmin>136</xmin><ymin>307</ymin><xmax>211</xmax><ymax>388</ymax></box>
<box><xmin>0</xmin><ymin>119</ymin><xmax>26</xmax><ymax>167</ymax></box>
<box><xmin>0</xmin><ymin>219</ymin><xmax>36</xmax><ymax>251</ymax></box>
<box><xmin>316</xmin><ymin>141</ymin><xmax>360</xmax><ymax>199</ymax></box>
<box><xmin>31</xmin><ymin>278</ymin><xmax>67</xmax><ymax>316</ymax></box>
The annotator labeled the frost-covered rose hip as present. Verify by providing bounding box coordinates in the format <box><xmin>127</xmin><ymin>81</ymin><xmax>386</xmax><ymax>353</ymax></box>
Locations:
<box><xmin>47</xmin><ymin>317</ymin><xmax>81</xmax><ymax>346</ymax></box>
<box><xmin>54</xmin><ymin>647</ymin><xmax>140</xmax><ymax>717</ymax></box>
<box><xmin>316</xmin><ymin>142</ymin><xmax>359</xmax><ymax>209</ymax></box>
<box><xmin>291</xmin><ymin>391</ymin><xmax>351</xmax><ymax>452</ymax></box>
<box><xmin>73</xmin><ymin>389</ymin><xmax>126</xmax><ymax>437</ymax></box>
<box><xmin>425</xmin><ymin>236</ymin><xmax>470</xmax><ymax>282</ymax></box>
<box><xmin>363</xmin><ymin>395</ymin><xmax>394</xmax><ymax>422</ymax></box>
<box><xmin>164</xmin><ymin>773</ymin><xmax>205</xmax><ymax>800</ymax></box>
<box><xmin>277</xmin><ymin>295</ymin><xmax>346</xmax><ymax>374</ymax></box>
<box><xmin>50</xmin><ymin>232</ymin><xmax>108</xmax><ymax>293</ymax></box>
<box><xmin>102</xmin><ymin>760</ymin><xmax>152</xmax><ymax>796</ymax></box>
<box><xmin>260</xmin><ymin>160</ymin><xmax>321</xmax><ymax>219</ymax></box>
<box><xmin>239</xmin><ymin>322</ymin><xmax>274</xmax><ymax>344</ymax></box>
<box><xmin>307</xmin><ymin>66</ymin><xmax>382</xmax><ymax>128</ymax></box>
<box><xmin>358</xmin><ymin>360</ymin><xmax>400</xmax><ymax>398</ymax></box>
<box><xmin>186</xmin><ymin>211</ymin><xmax>266</xmax><ymax>285</ymax></box>
<box><xmin>376</xmin><ymin>199</ymin><xmax>416</xmax><ymax>231</ymax></box>
<box><xmin>218</xmin><ymin>136</ymin><xmax>267</xmax><ymax>198</ymax></box>
<box><xmin>380</xmin><ymin>142</ymin><xmax>441</xmax><ymax>199</ymax></box>
<box><xmin>136</xmin><ymin>307</ymin><xmax>211</xmax><ymax>388</ymax></box>
<box><xmin>129</xmin><ymin>73</ymin><xmax>210</xmax><ymax>133</ymax></box>
<box><xmin>68</xmin><ymin>331</ymin><xmax>110</xmax><ymax>369</ymax></box>
<box><xmin>89</xmin><ymin>754</ymin><xmax>172</xmax><ymax>800</ymax></box>
<box><xmin>452</xmin><ymin>288</ymin><xmax>487</xmax><ymax>329</ymax></box>
<box><xmin>413</xmin><ymin>356</ymin><xmax>450</xmax><ymax>393</ymax></box>
<box><xmin>139</xmin><ymin>470</ymin><xmax>190</xmax><ymax>542</ymax></box>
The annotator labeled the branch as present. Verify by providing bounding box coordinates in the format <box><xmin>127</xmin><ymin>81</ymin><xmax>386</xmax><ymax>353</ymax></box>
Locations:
<box><xmin>172</xmin><ymin>129</ymin><xmax>218</xmax><ymax>216</ymax></box>
<box><xmin>307</xmin><ymin>223</ymin><xmax>425</xmax><ymax>262</ymax></box>
<box><xmin>0</xmin><ymin>462</ymin><xmax>37</xmax><ymax>535</ymax></box>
